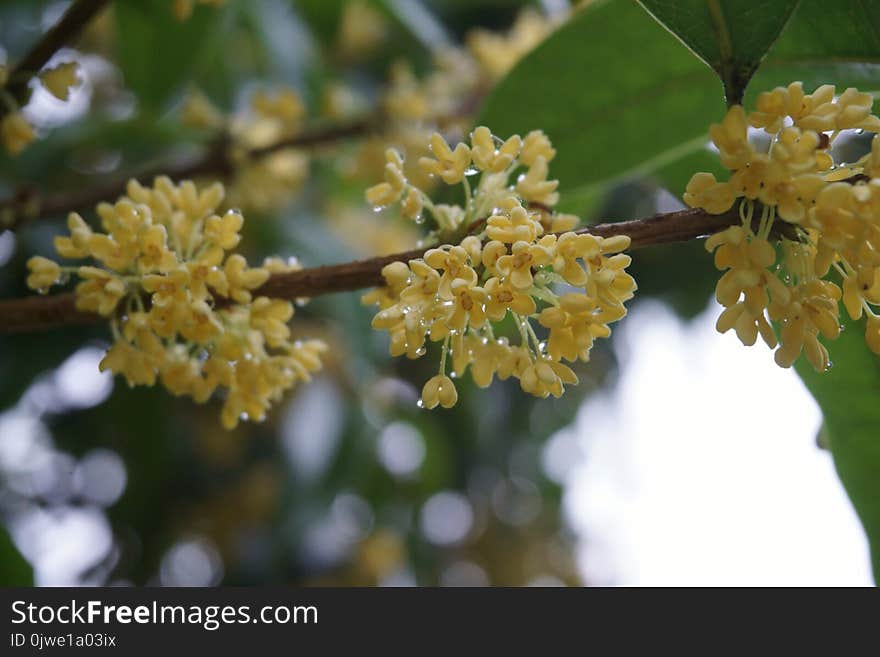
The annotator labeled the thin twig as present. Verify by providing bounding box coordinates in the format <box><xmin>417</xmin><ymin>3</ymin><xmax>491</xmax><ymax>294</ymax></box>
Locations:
<box><xmin>1</xmin><ymin>116</ymin><xmax>379</xmax><ymax>230</ymax></box>
<box><xmin>2</xmin><ymin>0</ymin><xmax>110</xmax><ymax>114</ymax></box>
<box><xmin>0</xmin><ymin>205</ymin><xmax>741</xmax><ymax>334</ymax></box>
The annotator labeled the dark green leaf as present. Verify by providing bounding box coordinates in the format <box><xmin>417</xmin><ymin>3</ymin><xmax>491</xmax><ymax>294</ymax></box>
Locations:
<box><xmin>0</xmin><ymin>527</ymin><xmax>31</xmax><ymax>586</ymax></box>
<box><xmin>795</xmin><ymin>317</ymin><xmax>880</xmax><ymax>580</ymax></box>
<box><xmin>638</xmin><ymin>0</ymin><xmax>799</xmax><ymax>104</ymax></box>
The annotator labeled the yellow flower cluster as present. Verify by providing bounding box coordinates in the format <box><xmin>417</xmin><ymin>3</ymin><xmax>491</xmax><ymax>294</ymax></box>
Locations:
<box><xmin>686</xmin><ymin>82</ymin><xmax>880</xmax><ymax>370</ymax></box>
<box><xmin>364</xmin><ymin>128</ymin><xmax>636</xmax><ymax>408</ymax></box>
<box><xmin>466</xmin><ymin>9</ymin><xmax>559</xmax><ymax>81</ymax></box>
<box><xmin>1</xmin><ymin>62</ymin><xmax>81</xmax><ymax>156</ymax></box>
<box><xmin>26</xmin><ymin>177</ymin><xmax>326</xmax><ymax>429</ymax></box>
<box><xmin>178</xmin><ymin>86</ymin><xmax>309</xmax><ymax>213</ymax></box>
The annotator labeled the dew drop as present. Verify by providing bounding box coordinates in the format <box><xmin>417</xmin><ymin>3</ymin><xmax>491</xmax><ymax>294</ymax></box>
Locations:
<box><xmin>449</xmin><ymin>371</ymin><xmax>457</xmax><ymax>379</ymax></box>
<box><xmin>416</xmin><ymin>399</ymin><xmax>424</xmax><ymax>409</ymax></box>
<box><xmin>416</xmin><ymin>346</ymin><xmax>426</xmax><ymax>357</ymax></box>
<box><xmin>372</xmin><ymin>205</ymin><xmax>386</xmax><ymax>213</ymax></box>
<box><xmin>825</xmin><ymin>361</ymin><xmax>834</xmax><ymax>372</ymax></box>
<box><xmin>414</xmin><ymin>214</ymin><xmax>425</xmax><ymax>224</ymax></box>
<box><xmin>464</xmin><ymin>166</ymin><xmax>480</xmax><ymax>176</ymax></box>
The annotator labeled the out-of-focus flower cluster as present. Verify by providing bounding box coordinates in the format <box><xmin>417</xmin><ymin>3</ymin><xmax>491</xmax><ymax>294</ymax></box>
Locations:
<box><xmin>363</xmin><ymin>127</ymin><xmax>636</xmax><ymax>409</ymax></box>
<box><xmin>26</xmin><ymin>177</ymin><xmax>325</xmax><ymax>429</ymax></box>
<box><xmin>179</xmin><ymin>86</ymin><xmax>310</xmax><ymax>214</ymax></box>
<box><xmin>686</xmin><ymin>82</ymin><xmax>880</xmax><ymax>371</ymax></box>
<box><xmin>336</xmin><ymin>9</ymin><xmax>560</xmax><ymax>192</ymax></box>
<box><xmin>1</xmin><ymin>61</ymin><xmax>81</xmax><ymax>156</ymax></box>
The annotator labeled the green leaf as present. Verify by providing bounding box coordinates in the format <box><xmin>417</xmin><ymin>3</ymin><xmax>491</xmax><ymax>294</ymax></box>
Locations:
<box><xmin>0</xmin><ymin>526</ymin><xmax>31</xmax><ymax>586</ymax></box>
<box><xmin>749</xmin><ymin>0</ymin><xmax>880</xmax><ymax>98</ymax></box>
<box><xmin>638</xmin><ymin>0</ymin><xmax>799</xmax><ymax>104</ymax></box>
<box><xmin>114</xmin><ymin>0</ymin><xmax>229</xmax><ymax>112</ymax></box>
<box><xmin>795</xmin><ymin>318</ymin><xmax>880</xmax><ymax>581</ymax></box>
<box><xmin>477</xmin><ymin>0</ymin><xmax>724</xmax><ymax>214</ymax></box>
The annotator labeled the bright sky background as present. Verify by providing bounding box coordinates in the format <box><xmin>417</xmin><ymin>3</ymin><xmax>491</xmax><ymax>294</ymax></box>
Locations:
<box><xmin>555</xmin><ymin>299</ymin><xmax>872</xmax><ymax>586</ymax></box>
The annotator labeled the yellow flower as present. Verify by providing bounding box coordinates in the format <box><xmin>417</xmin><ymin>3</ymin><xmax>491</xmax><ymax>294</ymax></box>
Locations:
<box><xmin>1</xmin><ymin>112</ymin><xmax>36</xmax><ymax>155</ymax></box>
<box><xmin>251</xmin><ymin>87</ymin><xmax>306</xmax><ymax>126</ymax></box>
<box><xmin>515</xmin><ymin>156</ymin><xmax>559</xmax><ymax>206</ymax></box>
<box><xmin>224</xmin><ymin>254</ymin><xmax>270</xmax><ymax>303</ymax></box>
<box><xmin>420</xmin><ymin>374</ymin><xmax>457</xmax><ymax>409</ymax></box>
<box><xmin>26</xmin><ymin>256</ymin><xmax>62</xmax><ymax>291</ymax></box>
<box><xmin>520</xmin><ymin>130</ymin><xmax>556</xmax><ymax>167</ymax></box>
<box><xmin>486</xmin><ymin>202</ymin><xmax>543</xmax><ymax>244</ymax></box>
<box><xmin>470</xmin><ymin>126</ymin><xmax>521</xmax><ymax>172</ymax></box>
<box><xmin>496</xmin><ymin>240</ymin><xmax>552</xmax><ymax>290</ymax></box>
<box><xmin>401</xmin><ymin>188</ymin><xmax>423</xmax><ymax>221</ymax></box>
<box><xmin>769</xmin><ymin>279</ymin><xmax>840</xmax><ymax>371</ymax></box>
<box><xmin>835</xmin><ymin>87</ymin><xmax>880</xmax><ymax>131</ymax></box>
<box><xmin>445</xmin><ymin>278</ymin><xmax>488</xmax><ymax>331</ymax></box>
<box><xmin>53</xmin><ymin>213</ymin><xmax>94</xmax><ymax>259</ymax></box>
<box><xmin>366</xmin><ymin>148</ymin><xmax>407</xmax><ymax>207</ymax></box>
<box><xmin>418</xmin><ymin>133</ymin><xmax>471</xmax><ymax>184</ymax></box>
<box><xmin>519</xmin><ymin>358</ymin><xmax>578</xmax><ymax>398</ymax></box>
<box><xmin>100</xmin><ymin>340</ymin><xmax>158</xmax><ymax>387</ymax></box>
<box><xmin>179</xmin><ymin>88</ymin><xmax>225</xmax><ymax>130</ymax></box>
<box><xmin>683</xmin><ymin>172</ymin><xmax>736</xmax><ymax>214</ymax></box>
<box><xmin>423</xmin><ymin>245</ymin><xmax>476</xmax><ymax>299</ymax></box>
<box><xmin>709</xmin><ymin>105</ymin><xmax>752</xmax><ymax>170</ymax></box>
<box><xmin>484</xmin><ymin>276</ymin><xmax>536</xmax><ymax>320</ymax></box>
<box><xmin>75</xmin><ymin>266</ymin><xmax>126</xmax><ymax>316</ymax></box>
<box><xmin>137</xmin><ymin>224</ymin><xmax>178</xmax><ymax>272</ymax></box>
<box><xmin>143</xmin><ymin>269</ymin><xmax>190</xmax><ymax>309</ymax></box>
<box><xmin>538</xmin><ymin>293</ymin><xmax>609</xmax><ymax>362</ymax></box>
<box><xmin>250</xmin><ymin>297</ymin><xmax>294</xmax><ymax>347</ymax></box>
<box><xmin>204</xmin><ymin>211</ymin><xmax>244</xmax><ymax>250</ymax></box>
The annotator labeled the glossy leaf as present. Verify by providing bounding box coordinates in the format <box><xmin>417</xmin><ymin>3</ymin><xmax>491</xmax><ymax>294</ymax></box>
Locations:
<box><xmin>638</xmin><ymin>0</ymin><xmax>799</xmax><ymax>103</ymax></box>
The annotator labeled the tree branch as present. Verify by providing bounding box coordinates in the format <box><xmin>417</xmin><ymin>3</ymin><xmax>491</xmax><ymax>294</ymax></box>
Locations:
<box><xmin>1</xmin><ymin>116</ymin><xmax>379</xmax><ymax>230</ymax></box>
<box><xmin>2</xmin><ymin>0</ymin><xmax>110</xmax><ymax>113</ymax></box>
<box><xmin>0</xmin><ymin>205</ymin><xmax>740</xmax><ymax>334</ymax></box>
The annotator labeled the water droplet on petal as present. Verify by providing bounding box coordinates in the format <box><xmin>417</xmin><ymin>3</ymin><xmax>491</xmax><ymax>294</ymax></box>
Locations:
<box><xmin>464</xmin><ymin>166</ymin><xmax>480</xmax><ymax>176</ymax></box>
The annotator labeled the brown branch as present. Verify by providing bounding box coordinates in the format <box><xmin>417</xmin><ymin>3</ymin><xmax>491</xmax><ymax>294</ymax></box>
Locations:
<box><xmin>2</xmin><ymin>0</ymin><xmax>110</xmax><ymax>113</ymax></box>
<box><xmin>0</xmin><ymin>116</ymin><xmax>379</xmax><ymax>230</ymax></box>
<box><xmin>0</xmin><ymin>205</ymin><xmax>741</xmax><ymax>334</ymax></box>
